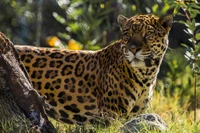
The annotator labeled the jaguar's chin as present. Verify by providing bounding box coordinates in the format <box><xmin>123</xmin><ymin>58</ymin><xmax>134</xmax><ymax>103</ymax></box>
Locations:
<box><xmin>129</xmin><ymin>59</ymin><xmax>146</xmax><ymax>68</ymax></box>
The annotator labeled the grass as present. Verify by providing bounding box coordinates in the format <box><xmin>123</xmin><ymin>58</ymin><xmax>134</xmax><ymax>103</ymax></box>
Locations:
<box><xmin>1</xmin><ymin>90</ymin><xmax>199</xmax><ymax>133</ymax></box>
<box><xmin>50</xmin><ymin>90</ymin><xmax>200</xmax><ymax>133</ymax></box>
<box><xmin>0</xmin><ymin>117</ymin><xmax>31</xmax><ymax>133</ymax></box>
<box><xmin>149</xmin><ymin>91</ymin><xmax>200</xmax><ymax>133</ymax></box>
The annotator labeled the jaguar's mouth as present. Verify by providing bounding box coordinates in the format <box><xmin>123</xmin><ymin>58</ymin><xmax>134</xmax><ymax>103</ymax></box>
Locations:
<box><xmin>122</xmin><ymin>47</ymin><xmax>152</xmax><ymax>67</ymax></box>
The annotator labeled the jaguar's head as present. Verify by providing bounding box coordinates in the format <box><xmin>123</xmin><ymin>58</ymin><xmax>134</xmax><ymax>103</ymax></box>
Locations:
<box><xmin>118</xmin><ymin>14</ymin><xmax>173</xmax><ymax>68</ymax></box>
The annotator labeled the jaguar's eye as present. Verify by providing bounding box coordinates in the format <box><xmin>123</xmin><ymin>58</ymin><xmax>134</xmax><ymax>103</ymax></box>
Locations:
<box><xmin>143</xmin><ymin>35</ymin><xmax>148</xmax><ymax>44</ymax></box>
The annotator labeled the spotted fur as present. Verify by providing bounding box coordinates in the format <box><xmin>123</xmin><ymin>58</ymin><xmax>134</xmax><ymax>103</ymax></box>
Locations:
<box><xmin>15</xmin><ymin>14</ymin><xmax>173</xmax><ymax>125</ymax></box>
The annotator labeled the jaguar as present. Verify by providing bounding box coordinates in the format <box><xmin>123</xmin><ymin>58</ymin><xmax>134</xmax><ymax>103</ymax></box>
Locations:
<box><xmin>15</xmin><ymin>14</ymin><xmax>173</xmax><ymax>125</ymax></box>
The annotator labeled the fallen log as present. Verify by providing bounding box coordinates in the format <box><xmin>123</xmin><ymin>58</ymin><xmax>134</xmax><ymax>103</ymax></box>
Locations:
<box><xmin>0</xmin><ymin>32</ymin><xmax>56</xmax><ymax>133</ymax></box>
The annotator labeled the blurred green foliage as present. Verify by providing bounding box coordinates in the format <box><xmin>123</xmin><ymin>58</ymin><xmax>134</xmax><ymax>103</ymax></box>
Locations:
<box><xmin>54</xmin><ymin>0</ymin><xmax>116</xmax><ymax>50</ymax></box>
<box><xmin>171</xmin><ymin>0</ymin><xmax>200</xmax><ymax>120</ymax></box>
<box><xmin>157</xmin><ymin>0</ymin><xmax>200</xmax><ymax>113</ymax></box>
<box><xmin>0</xmin><ymin>0</ymin><xmax>35</xmax><ymax>44</ymax></box>
<box><xmin>157</xmin><ymin>49</ymin><xmax>199</xmax><ymax>109</ymax></box>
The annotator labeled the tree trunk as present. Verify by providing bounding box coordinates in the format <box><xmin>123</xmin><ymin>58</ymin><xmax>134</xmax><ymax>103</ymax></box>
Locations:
<box><xmin>0</xmin><ymin>32</ymin><xmax>57</xmax><ymax>133</ymax></box>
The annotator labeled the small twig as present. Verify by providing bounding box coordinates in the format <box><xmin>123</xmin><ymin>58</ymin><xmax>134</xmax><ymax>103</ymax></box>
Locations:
<box><xmin>194</xmin><ymin>72</ymin><xmax>197</xmax><ymax>123</ymax></box>
<box><xmin>36</xmin><ymin>0</ymin><xmax>43</xmax><ymax>47</ymax></box>
<box><xmin>181</xmin><ymin>6</ymin><xmax>191</xmax><ymax>22</ymax></box>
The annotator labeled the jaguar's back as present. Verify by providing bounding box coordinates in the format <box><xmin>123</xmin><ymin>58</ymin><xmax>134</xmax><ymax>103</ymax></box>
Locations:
<box><xmin>15</xmin><ymin>14</ymin><xmax>173</xmax><ymax>125</ymax></box>
<box><xmin>16</xmin><ymin>47</ymin><xmax>102</xmax><ymax>124</ymax></box>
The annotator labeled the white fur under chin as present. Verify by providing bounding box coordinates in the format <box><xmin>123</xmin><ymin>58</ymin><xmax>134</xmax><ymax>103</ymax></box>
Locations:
<box><xmin>130</xmin><ymin>60</ymin><xmax>146</xmax><ymax>68</ymax></box>
<box><xmin>123</xmin><ymin>48</ymin><xmax>146</xmax><ymax>68</ymax></box>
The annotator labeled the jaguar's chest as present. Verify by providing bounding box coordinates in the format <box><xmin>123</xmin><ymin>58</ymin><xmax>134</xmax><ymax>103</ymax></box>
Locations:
<box><xmin>97</xmin><ymin>62</ymin><xmax>158</xmax><ymax>117</ymax></box>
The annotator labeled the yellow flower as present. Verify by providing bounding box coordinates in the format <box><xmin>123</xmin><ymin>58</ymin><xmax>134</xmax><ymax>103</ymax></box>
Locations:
<box><xmin>100</xmin><ymin>3</ymin><xmax>105</xmax><ymax>9</ymax></box>
<box><xmin>68</xmin><ymin>39</ymin><xmax>82</xmax><ymax>50</ymax></box>
<box><xmin>46</xmin><ymin>36</ymin><xmax>59</xmax><ymax>47</ymax></box>
<box><xmin>46</xmin><ymin>36</ymin><xmax>65</xmax><ymax>48</ymax></box>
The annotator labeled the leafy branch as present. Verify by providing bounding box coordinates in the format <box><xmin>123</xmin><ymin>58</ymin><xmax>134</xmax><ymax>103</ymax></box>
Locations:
<box><xmin>174</xmin><ymin>0</ymin><xmax>200</xmax><ymax>122</ymax></box>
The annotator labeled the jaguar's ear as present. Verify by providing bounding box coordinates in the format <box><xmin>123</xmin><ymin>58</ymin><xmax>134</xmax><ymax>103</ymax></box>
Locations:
<box><xmin>117</xmin><ymin>15</ymin><xmax>128</xmax><ymax>31</ymax></box>
<box><xmin>159</xmin><ymin>14</ymin><xmax>173</xmax><ymax>31</ymax></box>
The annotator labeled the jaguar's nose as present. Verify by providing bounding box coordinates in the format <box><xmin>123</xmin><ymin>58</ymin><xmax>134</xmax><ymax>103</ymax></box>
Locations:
<box><xmin>130</xmin><ymin>48</ymin><xmax>141</xmax><ymax>55</ymax></box>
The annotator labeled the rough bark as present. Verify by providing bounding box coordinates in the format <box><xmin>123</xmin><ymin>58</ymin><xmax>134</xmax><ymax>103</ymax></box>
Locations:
<box><xmin>0</xmin><ymin>32</ymin><xmax>57</xmax><ymax>133</ymax></box>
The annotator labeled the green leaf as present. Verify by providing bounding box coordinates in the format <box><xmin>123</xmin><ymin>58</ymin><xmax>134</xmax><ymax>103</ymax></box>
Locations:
<box><xmin>68</xmin><ymin>22</ymin><xmax>80</xmax><ymax>32</ymax></box>
<box><xmin>195</xmin><ymin>33</ymin><xmax>200</xmax><ymax>40</ymax></box>
<box><xmin>181</xmin><ymin>43</ymin><xmax>188</xmax><ymax>48</ymax></box>
<box><xmin>53</xmin><ymin>12</ymin><xmax>66</xmax><ymax>24</ymax></box>
<box><xmin>184</xmin><ymin>29</ymin><xmax>193</xmax><ymax>35</ymax></box>
<box><xmin>195</xmin><ymin>23</ymin><xmax>200</xmax><ymax>27</ymax></box>
<box><xmin>189</xmin><ymin>2</ymin><xmax>200</xmax><ymax>9</ymax></box>
<box><xmin>188</xmin><ymin>8</ymin><xmax>200</xmax><ymax>19</ymax></box>
<box><xmin>190</xmin><ymin>12</ymin><xmax>198</xmax><ymax>19</ymax></box>
<box><xmin>191</xmin><ymin>9</ymin><xmax>200</xmax><ymax>14</ymax></box>
<box><xmin>57</xmin><ymin>32</ymin><xmax>71</xmax><ymax>40</ymax></box>
<box><xmin>162</xmin><ymin>4</ymin><xmax>170</xmax><ymax>13</ymax></box>
<box><xmin>175</xmin><ymin>20</ymin><xmax>189</xmax><ymax>27</ymax></box>
<box><xmin>152</xmin><ymin>4</ymin><xmax>158</xmax><ymax>13</ymax></box>
<box><xmin>188</xmin><ymin>38</ymin><xmax>195</xmax><ymax>43</ymax></box>
<box><xmin>68</xmin><ymin>8</ymin><xmax>83</xmax><ymax>20</ymax></box>
<box><xmin>188</xmin><ymin>19</ymin><xmax>196</xmax><ymax>31</ymax></box>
